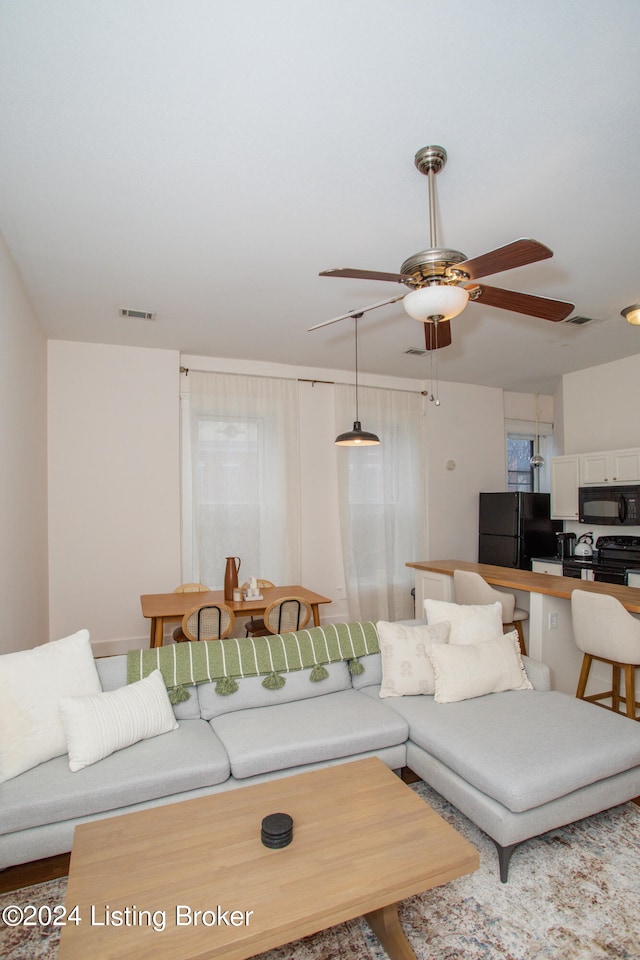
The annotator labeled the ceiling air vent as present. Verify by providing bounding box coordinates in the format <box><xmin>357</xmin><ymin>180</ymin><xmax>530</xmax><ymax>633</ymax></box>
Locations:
<box><xmin>563</xmin><ymin>315</ymin><xmax>597</xmax><ymax>326</ymax></box>
<box><xmin>119</xmin><ymin>308</ymin><xmax>156</xmax><ymax>321</ymax></box>
<box><xmin>404</xmin><ymin>347</ymin><xmax>427</xmax><ymax>356</ymax></box>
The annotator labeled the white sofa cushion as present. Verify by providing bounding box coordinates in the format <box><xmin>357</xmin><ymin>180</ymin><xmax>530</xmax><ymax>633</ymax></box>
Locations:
<box><xmin>96</xmin><ymin>654</ymin><xmax>200</xmax><ymax>720</ymax></box>
<box><xmin>59</xmin><ymin>670</ymin><xmax>179</xmax><ymax>771</ymax></box>
<box><xmin>377</xmin><ymin>620</ymin><xmax>450</xmax><ymax>697</ymax></box>
<box><xmin>424</xmin><ymin>599</ymin><xmax>503</xmax><ymax>645</ymax></box>
<box><xmin>0</xmin><ymin>630</ymin><xmax>102</xmax><ymax>783</ymax></box>
<box><xmin>198</xmin><ymin>660</ymin><xmax>353</xmax><ymax>720</ymax></box>
<box><xmin>1</xmin><ymin>720</ymin><xmax>230</xmax><ymax>835</ymax></box>
<box><xmin>428</xmin><ymin>631</ymin><xmax>532</xmax><ymax>703</ymax></box>
<box><xmin>375</xmin><ymin>689</ymin><xmax>640</xmax><ymax>813</ymax></box>
<box><xmin>211</xmin><ymin>689</ymin><xmax>408</xmax><ymax>779</ymax></box>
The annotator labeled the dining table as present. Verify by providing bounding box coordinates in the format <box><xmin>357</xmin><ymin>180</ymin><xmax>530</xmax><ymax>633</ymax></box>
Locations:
<box><xmin>140</xmin><ymin>584</ymin><xmax>333</xmax><ymax>648</ymax></box>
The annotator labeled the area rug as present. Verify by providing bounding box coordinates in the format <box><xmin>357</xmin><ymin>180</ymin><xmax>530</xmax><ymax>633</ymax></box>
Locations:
<box><xmin>2</xmin><ymin>782</ymin><xmax>639</xmax><ymax>960</ymax></box>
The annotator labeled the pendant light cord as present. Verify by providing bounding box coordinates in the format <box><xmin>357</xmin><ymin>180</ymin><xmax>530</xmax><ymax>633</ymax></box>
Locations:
<box><xmin>354</xmin><ymin>313</ymin><xmax>363</xmax><ymax>422</ymax></box>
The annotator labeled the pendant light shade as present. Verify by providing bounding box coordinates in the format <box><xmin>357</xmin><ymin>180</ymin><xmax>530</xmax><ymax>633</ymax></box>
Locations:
<box><xmin>403</xmin><ymin>284</ymin><xmax>469</xmax><ymax>322</ymax></box>
<box><xmin>335</xmin><ymin>315</ymin><xmax>380</xmax><ymax>447</ymax></box>
<box><xmin>335</xmin><ymin>421</ymin><xmax>381</xmax><ymax>446</ymax></box>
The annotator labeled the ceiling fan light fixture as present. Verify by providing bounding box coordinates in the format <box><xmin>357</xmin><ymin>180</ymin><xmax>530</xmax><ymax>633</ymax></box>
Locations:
<box><xmin>621</xmin><ymin>304</ymin><xmax>640</xmax><ymax>325</ymax></box>
<box><xmin>335</xmin><ymin>421</ymin><xmax>381</xmax><ymax>446</ymax></box>
<box><xmin>403</xmin><ymin>284</ymin><xmax>469</xmax><ymax>322</ymax></box>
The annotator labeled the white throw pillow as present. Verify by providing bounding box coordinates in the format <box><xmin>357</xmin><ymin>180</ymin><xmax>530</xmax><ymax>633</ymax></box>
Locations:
<box><xmin>0</xmin><ymin>629</ymin><xmax>102</xmax><ymax>783</ymax></box>
<box><xmin>59</xmin><ymin>669</ymin><xmax>179</xmax><ymax>772</ymax></box>
<box><xmin>423</xmin><ymin>599</ymin><xmax>503</xmax><ymax>645</ymax></box>
<box><xmin>427</xmin><ymin>631</ymin><xmax>533</xmax><ymax>703</ymax></box>
<box><xmin>377</xmin><ymin>620</ymin><xmax>450</xmax><ymax>697</ymax></box>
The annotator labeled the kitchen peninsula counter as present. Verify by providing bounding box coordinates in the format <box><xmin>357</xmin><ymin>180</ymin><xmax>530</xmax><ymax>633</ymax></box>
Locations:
<box><xmin>406</xmin><ymin>559</ymin><xmax>640</xmax><ymax>695</ymax></box>
<box><xmin>406</xmin><ymin>559</ymin><xmax>640</xmax><ymax>613</ymax></box>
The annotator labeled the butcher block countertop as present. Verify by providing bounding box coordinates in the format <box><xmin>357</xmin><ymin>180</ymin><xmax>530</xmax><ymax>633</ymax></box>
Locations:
<box><xmin>406</xmin><ymin>559</ymin><xmax>640</xmax><ymax>614</ymax></box>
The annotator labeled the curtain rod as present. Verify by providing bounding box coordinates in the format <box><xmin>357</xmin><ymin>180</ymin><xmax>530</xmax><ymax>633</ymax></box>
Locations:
<box><xmin>180</xmin><ymin>366</ymin><xmax>427</xmax><ymax>396</ymax></box>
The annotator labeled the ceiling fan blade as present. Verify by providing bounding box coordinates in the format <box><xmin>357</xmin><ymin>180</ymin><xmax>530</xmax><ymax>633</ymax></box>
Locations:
<box><xmin>320</xmin><ymin>267</ymin><xmax>411</xmax><ymax>284</ymax></box>
<box><xmin>466</xmin><ymin>283</ymin><xmax>575</xmax><ymax>322</ymax></box>
<box><xmin>453</xmin><ymin>239</ymin><xmax>553</xmax><ymax>281</ymax></box>
<box><xmin>308</xmin><ymin>294</ymin><xmax>405</xmax><ymax>331</ymax></box>
<box><xmin>424</xmin><ymin>319</ymin><xmax>452</xmax><ymax>350</ymax></box>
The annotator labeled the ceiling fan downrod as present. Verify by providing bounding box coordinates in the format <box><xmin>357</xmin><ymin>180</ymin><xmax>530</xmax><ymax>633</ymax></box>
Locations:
<box><xmin>414</xmin><ymin>145</ymin><xmax>447</xmax><ymax>250</ymax></box>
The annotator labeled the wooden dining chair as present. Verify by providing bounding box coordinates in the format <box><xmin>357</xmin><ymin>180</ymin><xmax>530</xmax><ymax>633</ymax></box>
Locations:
<box><xmin>244</xmin><ymin>579</ymin><xmax>276</xmax><ymax>637</ymax></box>
<box><xmin>181</xmin><ymin>603</ymin><xmax>235</xmax><ymax>642</ymax></box>
<box><xmin>172</xmin><ymin>583</ymin><xmax>210</xmax><ymax>642</ymax></box>
<box><xmin>261</xmin><ymin>596</ymin><xmax>312</xmax><ymax>636</ymax></box>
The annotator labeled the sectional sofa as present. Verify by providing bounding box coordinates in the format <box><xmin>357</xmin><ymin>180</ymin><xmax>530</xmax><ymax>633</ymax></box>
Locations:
<box><xmin>2</xmin><ymin>619</ymin><xmax>640</xmax><ymax>882</ymax></box>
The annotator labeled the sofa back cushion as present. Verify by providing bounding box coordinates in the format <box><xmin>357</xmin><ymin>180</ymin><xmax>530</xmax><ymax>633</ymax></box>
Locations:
<box><xmin>350</xmin><ymin>652</ymin><xmax>382</xmax><ymax>690</ymax></box>
<box><xmin>96</xmin><ymin>655</ymin><xmax>200</xmax><ymax>720</ymax></box>
<box><xmin>198</xmin><ymin>660</ymin><xmax>352</xmax><ymax>720</ymax></box>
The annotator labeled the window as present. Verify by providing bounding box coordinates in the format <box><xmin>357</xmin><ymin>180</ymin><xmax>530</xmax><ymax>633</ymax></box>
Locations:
<box><xmin>505</xmin><ymin>416</ymin><xmax>554</xmax><ymax>494</ymax></box>
<box><xmin>507</xmin><ymin>436</ymin><xmax>534</xmax><ymax>492</ymax></box>
<box><xmin>181</xmin><ymin>372</ymin><xmax>300</xmax><ymax>589</ymax></box>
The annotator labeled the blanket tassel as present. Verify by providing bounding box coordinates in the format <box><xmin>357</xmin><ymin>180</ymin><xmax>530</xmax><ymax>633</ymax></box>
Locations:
<box><xmin>310</xmin><ymin>664</ymin><xmax>329</xmax><ymax>682</ymax></box>
<box><xmin>348</xmin><ymin>658</ymin><xmax>364</xmax><ymax>676</ymax></box>
<box><xmin>262</xmin><ymin>671</ymin><xmax>286</xmax><ymax>690</ymax></box>
<box><xmin>215</xmin><ymin>677</ymin><xmax>239</xmax><ymax>696</ymax></box>
<box><xmin>168</xmin><ymin>684</ymin><xmax>191</xmax><ymax>704</ymax></box>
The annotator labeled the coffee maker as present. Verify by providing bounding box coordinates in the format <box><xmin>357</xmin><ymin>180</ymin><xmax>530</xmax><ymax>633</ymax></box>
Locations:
<box><xmin>555</xmin><ymin>531</ymin><xmax>576</xmax><ymax>559</ymax></box>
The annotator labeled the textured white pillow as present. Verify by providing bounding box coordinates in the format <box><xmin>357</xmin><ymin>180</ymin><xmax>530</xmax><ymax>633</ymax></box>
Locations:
<box><xmin>423</xmin><ymin>599</ymin><xmax>503</xmax><ymax>645</ymax></box>
<box><xmin>0</xmin><ymin>629</ymin><xmax>102</xmax><ymax>783</ymax></box>
<box><xmin>377</xmin><ymin>620</ymin><xmax>450</xmax><ymax>697</ymax></box>
<box><xmin>59</xmin><ymin>669</ymin><xmax>178</xmax><ymax>771</ymax></box>
<box><xmin>427</xmin><ymin>631</ymin><xmax>533</xmax><ymax>704</ymax></box>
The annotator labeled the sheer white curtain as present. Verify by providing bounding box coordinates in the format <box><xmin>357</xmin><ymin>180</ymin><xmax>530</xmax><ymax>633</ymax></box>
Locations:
<box><xmin>335</xmin><ymin>383</ymin><xmax>427</xmax><ymax>621</ymax></box>
<box><xmin>181</xmin><ymin>371</ymin><xmax>300</xmax><ymax>589</ymax></box>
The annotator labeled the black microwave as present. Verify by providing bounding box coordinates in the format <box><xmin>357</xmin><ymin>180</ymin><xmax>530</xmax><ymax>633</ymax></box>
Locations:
<box><xmin>578</xmin><ymin>485</ymin><xmax>640</xmax><ymax>525</ymax></box>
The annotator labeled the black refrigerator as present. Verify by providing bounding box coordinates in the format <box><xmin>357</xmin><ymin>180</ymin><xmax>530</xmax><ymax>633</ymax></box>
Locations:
<box><xmin>478</xmin><ymin>492</ymin><xmax>562</xmax><ymax>569</ymax></box>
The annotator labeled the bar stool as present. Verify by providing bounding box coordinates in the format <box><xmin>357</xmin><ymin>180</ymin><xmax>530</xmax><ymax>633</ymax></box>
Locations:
<box><xmin>571</xmin><ymin>589</ymin><xmax>640</xmax><ymax>720</ymax></box>
<box><xmin>453</xmin><ymin>569</ymin><xmax>529</xmax><ymax>655</ymax></box>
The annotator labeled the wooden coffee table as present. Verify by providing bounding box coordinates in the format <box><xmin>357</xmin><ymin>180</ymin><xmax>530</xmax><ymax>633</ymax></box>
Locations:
<box><xmin>58</xmin><ymin>758</ymin><xmax>478</xmax><ymax>960</ymax></box>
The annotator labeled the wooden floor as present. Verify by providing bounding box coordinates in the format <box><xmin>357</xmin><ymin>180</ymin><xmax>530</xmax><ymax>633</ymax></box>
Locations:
<box><xmin>0</xmin><ymin>852</ymin><xmax>70</xmax><ymax>894</ymax></box>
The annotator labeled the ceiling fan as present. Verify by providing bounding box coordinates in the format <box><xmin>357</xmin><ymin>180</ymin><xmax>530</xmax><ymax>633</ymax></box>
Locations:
<box><xmin>310</xmin><ymin>145</ymin><xmax>574</xmax><ymax>350</ymax></box>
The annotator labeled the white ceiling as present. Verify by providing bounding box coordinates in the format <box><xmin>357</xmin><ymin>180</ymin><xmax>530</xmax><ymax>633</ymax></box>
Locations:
<box><xmin>1</xmin><ymin>0</ymin><xmax>640</xmax><ymax>393</ymax></box>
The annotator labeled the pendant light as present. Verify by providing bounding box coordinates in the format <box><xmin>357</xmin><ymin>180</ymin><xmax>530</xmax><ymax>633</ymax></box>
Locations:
<box><xmin>529</xmin><ymin>396</ymin><xmax>545</xmax><ymax>473</ymax></box>
<box><xmin>335</xmin><ymin>314</ymin><xmax>380</xmax><ymax>446</ymax></box>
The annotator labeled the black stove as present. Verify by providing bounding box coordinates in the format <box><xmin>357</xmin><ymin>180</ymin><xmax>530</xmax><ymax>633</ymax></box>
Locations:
<box><xmin>562</xmin><ymin>535</ymin><xmax>640</xmax><ymax>585</ymax></box>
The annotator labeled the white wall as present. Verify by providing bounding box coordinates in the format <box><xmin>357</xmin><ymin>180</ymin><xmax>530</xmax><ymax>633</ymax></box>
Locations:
<box><xmin>562</xmin><ymin>354</ymin><xmax>640</xmax><ymax>453</ymax></box>
<box><xmin>425</xmin><ymin>379</ymin><xmax>506</xmax><ymax>561</ymax></box>
<box><xmin>503</xmin><ymin>392</ymin><xmax>553</xmax><ymax>424</ymax></box>
<box><xmin>0</xmin><ymin>233</ymin><xmax>49</xmax><ymax>653</ymax></box>
<box><xmin>47</xmin><ymin>342</ymin><xmax>181</xmax><ymax>654</ymax></box>
<box><xmin>560</xmin><ymin>353</ymin><xmax>640</xmax><ymax>540</ymax></box>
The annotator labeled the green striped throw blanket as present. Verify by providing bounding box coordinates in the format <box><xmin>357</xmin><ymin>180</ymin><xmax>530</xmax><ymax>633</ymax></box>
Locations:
<box><xmin>127</xmin><ymin>621</ymin><xmax>380</xmax><ymax>702</ymax></box>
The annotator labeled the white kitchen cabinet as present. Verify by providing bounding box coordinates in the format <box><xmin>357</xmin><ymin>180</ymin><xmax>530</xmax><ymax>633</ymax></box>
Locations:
<box><xmin>550</xmin><ymin>455</ymin><xmax>579</xmax><ymax>520</ymax></box>
<box><xmin>531</xmin><ymin>559</ymin><xmax>563</xmax><ymax>575</ymax></box>
<box><xmin>413</xmin><ymin>569</ymin><xmax>454</xmax><ymax>614</ymax></box>
<box><xmin>579</xmin><ymin>448</ymin><xmax>640</xmax><ymax>485</ymax></box>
